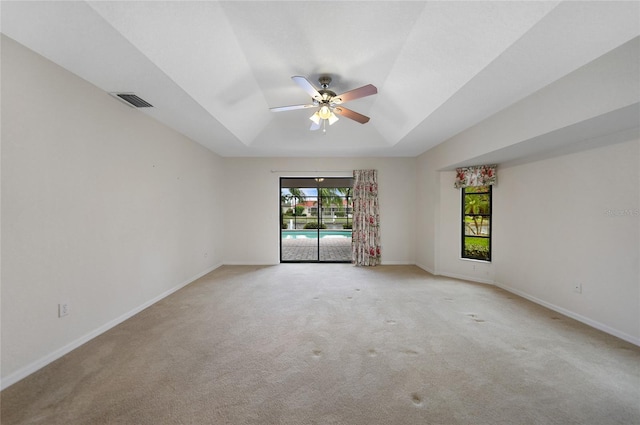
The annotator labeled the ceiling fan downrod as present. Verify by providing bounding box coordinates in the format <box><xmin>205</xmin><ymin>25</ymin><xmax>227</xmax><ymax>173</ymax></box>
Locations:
<box><xmin>318</xmin><ymin>75</ymin><xmax>331</xmax><ymax>89</ymax></box>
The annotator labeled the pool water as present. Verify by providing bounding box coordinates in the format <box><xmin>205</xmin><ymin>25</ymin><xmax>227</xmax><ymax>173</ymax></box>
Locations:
<box><xmin>282</xmin><ymin>230</ymin><xmax>352</xmax><ymax>239</ymax></box>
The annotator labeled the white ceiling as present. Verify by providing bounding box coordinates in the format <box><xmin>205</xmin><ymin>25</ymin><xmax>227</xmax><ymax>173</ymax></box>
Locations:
<box><xmin>1</xmin><ymin>1</ymin><xmax>639</xmax><ymax>157</ymax></box>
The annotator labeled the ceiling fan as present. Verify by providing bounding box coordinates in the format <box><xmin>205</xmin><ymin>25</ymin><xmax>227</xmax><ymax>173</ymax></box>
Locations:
<box><xmin>270</xmin><ymin>75</ymin><xmax>377</xmax><ymax>132</ymax></box>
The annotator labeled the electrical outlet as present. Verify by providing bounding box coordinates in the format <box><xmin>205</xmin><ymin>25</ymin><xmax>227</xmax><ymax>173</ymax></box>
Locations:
<box><xmin>58</xmin><ymin>302</ymin><xmax>70</xmax><ymax>317</ymax></box>
<box><xmin>573</xmin><ymin>283</ymin><xmax>582</xmax><ymax>294</ymax></box>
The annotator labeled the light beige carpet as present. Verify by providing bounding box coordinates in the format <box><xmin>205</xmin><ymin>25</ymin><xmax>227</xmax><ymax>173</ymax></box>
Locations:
<box><xmin>2</xmin><ymin>265</ymin><xmax>639</xmax><ymax>424</ymax></box>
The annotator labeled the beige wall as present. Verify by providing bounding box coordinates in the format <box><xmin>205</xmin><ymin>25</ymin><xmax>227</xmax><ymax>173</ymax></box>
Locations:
<box><xmin>1</xmin><ymin>35</ymin><xmax>226</xmax><ymax>387</ymax></box>
<box><xmin>426</xmin><ymin>137</ymin><xmax>640</xmax><ymax>342</ymax></box>
<box><xmin>1</xmin><ymin>36</ymin><xmax>417</xmax><ymax>388</ymax></box>
<box><xmin>415</xmin><ymin>37</ymin><xmax>640</xmax><ymax>344</ymax></box>
<box><xmin>494</xmin><ymin>138</ymin><xmax>639</xmax><ymax>341</ymax></box>
<box><xmin>222</xmin><ymin>157</ymin><xmax>416</xmax><ymax>265</ymax></box>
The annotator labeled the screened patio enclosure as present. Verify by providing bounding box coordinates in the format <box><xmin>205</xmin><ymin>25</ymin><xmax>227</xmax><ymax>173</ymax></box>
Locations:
<box><xmin>280</xmin><ymin>177</ymin><xmax>353</xmax><ymax>263</ymax></box>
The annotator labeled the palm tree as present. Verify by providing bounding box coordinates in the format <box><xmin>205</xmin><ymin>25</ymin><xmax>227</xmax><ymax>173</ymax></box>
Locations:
<box><xmin>336</xmin><ymin>187</ymin><xmax>352</xmax><ymax>227</ymax></box>
<box><xmin>336</xmin><ymin>187</ymin><xmax>352</xmax><ymax>208</ymax></box>
<box><xmin>464</xmin><ymin>191</ymin><xmax>489</xmax><ymax>235</ymax></box>
<box><xmin>281</xmin><ymin>188</ymin><xmax>309</xmax><ymax>232</ymax></box>
<box><xmin>287</xmin><ymin>188</ymin><xmax>306</xmax><ymax>203</ymax></box>
<box><xmin>281</xmin><ymin>188</ymin><xmax>307</xmax><ymax>213</ymax></box>
<box><xmin>319</xmin><ymin>187</ymin><xmax>348</xmax><ymax>220</ymax></box>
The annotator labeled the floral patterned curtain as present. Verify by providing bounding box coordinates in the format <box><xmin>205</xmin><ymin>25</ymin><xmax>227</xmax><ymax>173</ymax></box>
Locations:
<box><xmin>352</xmin><ymin>169</ymin><xmax>381</xmax><ymax>266</ymax></box>
<box><xmin>454</xmin><ymin>164</ymin><xmax>497</xmax><ymax>189</ymax></box>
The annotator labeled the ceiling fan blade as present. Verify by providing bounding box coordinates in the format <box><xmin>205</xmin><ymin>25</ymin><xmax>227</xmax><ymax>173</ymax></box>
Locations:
<box><xmin>310</xmin><ymin>121</ymin><xmax>321</xmax><ymax>131</ymax></box>
<box><xmin>291</xmin><ymin>76</ymin><xmax>323</xmax><ymax>101</ymax></box>
<box><xmin>333</xmin><ymin>106</ymin><xmax>370</xmax><ymax>124</ymax></box>
<box><xmin>332</xmin><ymin>84</ymin><xmax>377</xmax><ymax>104</ymax></box>
<box><xmin>270</xmin><ymin>104</ymin><xmax>316</xmax><ymax>112</ymax></box>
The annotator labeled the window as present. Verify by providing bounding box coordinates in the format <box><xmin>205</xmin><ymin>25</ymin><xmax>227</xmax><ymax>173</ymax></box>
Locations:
<box><xmin>462</xmin><ymin>185</ymin><xmax>491</xmax><ymax>261</ymax></box>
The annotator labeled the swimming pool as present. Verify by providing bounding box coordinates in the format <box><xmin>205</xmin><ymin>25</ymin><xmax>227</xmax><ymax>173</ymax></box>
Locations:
<box><xmin>281</xmin><ymin>230</ymin><xmax>352</xmax><ymax>239</ymax></box>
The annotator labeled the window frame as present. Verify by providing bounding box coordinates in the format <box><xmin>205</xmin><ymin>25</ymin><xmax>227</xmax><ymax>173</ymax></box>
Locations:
<box><xmin>461</xmin><ymin>185</ymin><xmax>492</xmax><ymax>262</ymax></box>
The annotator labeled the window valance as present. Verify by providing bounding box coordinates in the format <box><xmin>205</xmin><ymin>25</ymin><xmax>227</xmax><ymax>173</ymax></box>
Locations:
<box><xmin>454</xmin><ymin>164</ymin><xmax>497</xmax><ymax>189</ymax></box>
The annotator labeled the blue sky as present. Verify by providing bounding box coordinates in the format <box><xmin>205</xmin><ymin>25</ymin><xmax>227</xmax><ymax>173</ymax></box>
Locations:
<box><xmin>281</xmin><ymin>188</ymin><xmax>317</xmax><ymax>197</ymax></box>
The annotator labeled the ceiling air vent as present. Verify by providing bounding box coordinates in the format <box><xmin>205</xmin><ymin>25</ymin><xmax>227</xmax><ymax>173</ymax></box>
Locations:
<box><xmin>110</xmin><ymin>92</ymin><xmax>153</xmax><ymax>108</ymax></box>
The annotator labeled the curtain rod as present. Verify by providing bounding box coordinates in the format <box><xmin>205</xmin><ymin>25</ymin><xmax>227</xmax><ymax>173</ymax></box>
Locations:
<box><xmin>270</xmin><ymin>170</ymin><xmax>353</xmax><ymax>174</ymax></box>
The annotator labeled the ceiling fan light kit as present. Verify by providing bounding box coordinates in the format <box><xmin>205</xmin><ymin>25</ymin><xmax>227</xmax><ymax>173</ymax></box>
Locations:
<box><xmin>270</xmin><ymin>75</ymin><xmax>377</xmax><ymax>133</ymax></box>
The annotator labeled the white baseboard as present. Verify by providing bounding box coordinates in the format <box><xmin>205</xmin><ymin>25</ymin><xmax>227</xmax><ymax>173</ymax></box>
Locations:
<box><xmin>415</xmin><ymin>263</ymin><xmax>435</xmax><ymax>275</ymax></box>
<box><xmin>414</xmin><ymin>264</ymin><xmax>495</xmax><ymax>285</ymax></box>
<box><xmin>223</xmin><ymin>261</ymin><xmax>278</xmax><ymax>266</ymax></box>
<box><xmin>380</xmin><ymin>261</ymin><xmax>414</xmax><ymax>265</ymax></box>
<box><xmin>1</xmin><ymin>263</ymin><xmax>222</xmax><ymax>390</ymax></box>
<box><xmin>494</xmin><ymin>281</ymin><xmax>640</xmax><ymax>347</ymax></box>
<box><xmin>417</xmin><ymin>265</ymin><xmax>638</xmax><ymax>346</ymax></box>
<box><xmin>438</xmin><ymin>271</ymin><xmax>495</xmax><ymax>285</ymax></box>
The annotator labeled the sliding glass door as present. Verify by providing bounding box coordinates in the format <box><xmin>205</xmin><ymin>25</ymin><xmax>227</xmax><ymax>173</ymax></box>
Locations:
<box><xmin>280</xmin><ymin>177</ymin><xmax>353</xmax><ymax>263</ymax></box>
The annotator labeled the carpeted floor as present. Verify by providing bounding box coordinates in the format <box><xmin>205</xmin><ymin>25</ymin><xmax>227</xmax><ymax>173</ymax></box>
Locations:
<box><xmin>2</xmin><ymin>265</ymin><xmax>639</xmax><ymax>424</ymax></box>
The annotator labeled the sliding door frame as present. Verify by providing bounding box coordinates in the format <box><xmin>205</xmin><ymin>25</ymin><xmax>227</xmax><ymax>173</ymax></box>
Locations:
<box><xmin>280</xmin><ymin>177</ymin><xmax>353</xmax><ymax>263</ymax></box>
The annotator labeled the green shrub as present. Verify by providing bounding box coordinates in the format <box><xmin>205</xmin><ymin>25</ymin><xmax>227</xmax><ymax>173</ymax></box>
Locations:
<box><xmin>343</xmin><ymin>223</ymin><xmax>352</xmax><ymax>229</ymax></box>
<box><xmin>463</xmin><ymin>244</ymin><xmax>489</xmax><ymax>261</ymax></box>
<box><xmin>281</xmin><ymin>222</ymin><xmax>288</xmax><ymax>229</ymax></box>
<box><xmin>304</xmin><ymin>222</ymin><xmax>327</xmax><ymax>229</ymax></box>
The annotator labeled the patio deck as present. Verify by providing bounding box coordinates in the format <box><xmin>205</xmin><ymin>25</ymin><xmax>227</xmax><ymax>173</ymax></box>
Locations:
<box><xmin>281</xmin><ymin>237</ymin><xmax>352</xmax><ymax>262</ymax></box>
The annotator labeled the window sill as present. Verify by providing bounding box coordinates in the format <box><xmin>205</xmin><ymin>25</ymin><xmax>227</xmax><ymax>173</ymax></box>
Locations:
<box><xmin>460</xmin><ymin>257</ymin><xmax>491</xmax><ymax>264</ymax></box>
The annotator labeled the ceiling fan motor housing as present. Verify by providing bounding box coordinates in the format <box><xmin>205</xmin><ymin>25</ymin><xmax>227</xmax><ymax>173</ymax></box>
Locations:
<box><xmin>318</xmin><ymin>89</ymin><xmax>336</xmax><ymax>102</ymax></box>
<box><xmin>317</xmin><ymin>76</ymin><xmax>336</xmax><ymax>103</ymax></box>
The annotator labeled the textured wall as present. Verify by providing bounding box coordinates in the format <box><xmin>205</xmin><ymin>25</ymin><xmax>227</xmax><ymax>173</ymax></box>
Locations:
<box><xmin>1</xmin><ymin>35</ymin><xmax>226</xmax><ymax>386</ymax></box>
